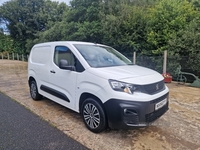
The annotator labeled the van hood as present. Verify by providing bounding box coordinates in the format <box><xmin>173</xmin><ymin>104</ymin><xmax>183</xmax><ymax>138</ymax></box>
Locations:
<box><xmin>88</xmin><ymin>65</ymin><xmax>164</xmax><ymax>84</ymax></box>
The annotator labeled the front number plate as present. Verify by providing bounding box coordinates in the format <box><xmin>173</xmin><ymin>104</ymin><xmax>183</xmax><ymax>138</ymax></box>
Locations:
<box><xmin>155</xmin><ymin>98</ymin><xmax>167</xmax><ymax>110</ymax></box>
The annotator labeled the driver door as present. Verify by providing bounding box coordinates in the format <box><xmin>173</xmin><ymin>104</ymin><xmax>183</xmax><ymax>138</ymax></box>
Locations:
<box><xmin>48</xmin><ymin>46</ymin><xmax>78</xmax><ymax>109</ymax></box>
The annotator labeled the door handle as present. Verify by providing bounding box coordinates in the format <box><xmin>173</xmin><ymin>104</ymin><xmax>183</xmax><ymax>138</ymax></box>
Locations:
<box><xmin>50</xmin><ymin>70</ymin><xmax>56</xmax><ymax>74</ymax></box>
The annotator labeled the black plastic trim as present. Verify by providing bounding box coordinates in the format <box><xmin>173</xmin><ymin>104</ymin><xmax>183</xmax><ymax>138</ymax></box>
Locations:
<box><xmin>103</xmin><ymin>93</ymin><xmax>169</xmax><ymax>129</ymax></box>
<box><xmin>40</xmin><ymin>85</ymin><xmax>70</xmax><ymax>102</ymax></box>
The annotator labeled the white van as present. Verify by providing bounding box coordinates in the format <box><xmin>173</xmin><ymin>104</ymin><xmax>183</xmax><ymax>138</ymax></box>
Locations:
<box><xmin>28</xmin><ymin>41</ymin><xmax>169</xmax><ymax>133</ymax></box>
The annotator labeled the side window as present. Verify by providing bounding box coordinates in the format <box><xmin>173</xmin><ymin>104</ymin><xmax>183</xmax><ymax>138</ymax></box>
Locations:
<box><xmin>54</xmin><ymin>46</ymin><xmax>85</xmax><ymax>72</ymax></box>
<box><xmin>54</xmin><ymin>46</ymin><xmax>75</xmax><ymax>66</ymax></box>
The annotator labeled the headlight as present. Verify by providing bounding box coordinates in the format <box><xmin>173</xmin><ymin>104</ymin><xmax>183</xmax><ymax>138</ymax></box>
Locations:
<box><xmin>109</xmin><ymin>79</ymin><xmax>140</xmax><ymax>94</ymax></box>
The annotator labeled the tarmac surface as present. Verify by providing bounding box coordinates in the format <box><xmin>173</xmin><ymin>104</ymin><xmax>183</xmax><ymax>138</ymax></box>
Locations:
<box><xmin>0</xmin><ymin>60</ymin><xmax>200</xmax><ymax>150</ymax></box>
<box><xmin>0</xmin><ymin>92</ymin><xmax>88</xmax><ymax>150</ymax></box>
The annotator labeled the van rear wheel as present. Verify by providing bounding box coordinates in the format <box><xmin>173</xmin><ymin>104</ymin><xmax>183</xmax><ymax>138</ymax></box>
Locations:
<box><xmin>30</xmin><ymin>80</ymin><xmax>42</xmax><ymax>100</ymax></box>
<box><xmin>81</xmin><ymin>98</ymin><xmax>106</xmax><ymax>133</ymax></box>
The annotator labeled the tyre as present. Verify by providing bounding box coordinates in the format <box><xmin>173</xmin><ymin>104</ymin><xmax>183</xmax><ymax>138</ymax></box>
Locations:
<box><xmin>30</xmin><ymin>80</ymin><xmax>43</xmax><ymax>100</ymax></box>
<box><xmin>81</xmin><ymin>98</ymin><xmax>107</xmax><ymax>133</ymax></box>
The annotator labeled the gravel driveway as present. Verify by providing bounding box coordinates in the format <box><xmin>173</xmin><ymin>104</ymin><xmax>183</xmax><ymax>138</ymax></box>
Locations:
<box><xmin>0</xmin><ymin>60</ymin><xmax>200</xmax><ymax>150</ymax></box>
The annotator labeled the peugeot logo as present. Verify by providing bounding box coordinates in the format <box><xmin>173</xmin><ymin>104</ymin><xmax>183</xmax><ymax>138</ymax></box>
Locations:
<box><xmin>156</xmin><ymin>84</ymin><xmax>159</xmax><ymax>90</ymax></box>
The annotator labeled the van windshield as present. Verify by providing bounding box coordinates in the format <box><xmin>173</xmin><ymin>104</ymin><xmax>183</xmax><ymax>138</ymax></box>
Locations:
<box><xmin>74</xmin><ymin>44</ymin><xmax>132</xmax><ymax>68</ymax></box>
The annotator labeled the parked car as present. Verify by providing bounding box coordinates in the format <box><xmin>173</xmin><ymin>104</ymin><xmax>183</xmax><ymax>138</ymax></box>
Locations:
<box><xmin>28</xmin><ymin>41</ymin><xmax>169</xmax><ymax>133</ymax></box>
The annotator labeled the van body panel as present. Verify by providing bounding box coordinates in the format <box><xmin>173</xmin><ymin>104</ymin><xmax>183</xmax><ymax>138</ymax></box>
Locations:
<box><xmin>75</xmin><ymin>71</ymin><xmax>108</xmax><ymax>111</ymax></box>
<box><xmin>48</xmin><ymin>65</ymin><xmax>78</xmax><ymax>110</ymax></box>
<box><xmin>86</xmin><ymin>66</ymin><xmax>163</xmax><ymax>84</ymax></box>
<box><xmin>28</xmin><ymin>45</ymin><xmax>52</xmax><ymax>95</ymax></box>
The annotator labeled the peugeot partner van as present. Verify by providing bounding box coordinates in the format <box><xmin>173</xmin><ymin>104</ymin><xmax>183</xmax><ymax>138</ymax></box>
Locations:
<box><xmin>28</xmin><ymin>41</ymin><xmax>169</xmax><ymax>133</ymax></box>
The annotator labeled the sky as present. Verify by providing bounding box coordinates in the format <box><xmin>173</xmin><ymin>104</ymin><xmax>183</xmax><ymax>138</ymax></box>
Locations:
<box><xmin>0</xmin><ymin>0</ymin><xmax>71</xmax><ymax>6</ymax></box>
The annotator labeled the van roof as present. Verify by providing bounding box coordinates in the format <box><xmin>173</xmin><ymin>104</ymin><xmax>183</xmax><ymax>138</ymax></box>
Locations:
<box><xmin>33</xmin><ymin>41</ymin><xmax>105</xmax><ymax>47</ymax></box>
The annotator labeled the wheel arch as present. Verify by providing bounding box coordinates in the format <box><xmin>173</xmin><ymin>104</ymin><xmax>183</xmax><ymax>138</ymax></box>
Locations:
<box><xmin>79</xmin><ymin>93</ymin><xmax>106</xmax><ymax>115</ymax></box>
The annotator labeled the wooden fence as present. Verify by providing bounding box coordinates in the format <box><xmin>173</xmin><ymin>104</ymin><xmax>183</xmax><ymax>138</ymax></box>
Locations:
<box><xmin>0</xmin><ymin>53</ymin><xmax>29</xmax><ymax>61</ymax></box>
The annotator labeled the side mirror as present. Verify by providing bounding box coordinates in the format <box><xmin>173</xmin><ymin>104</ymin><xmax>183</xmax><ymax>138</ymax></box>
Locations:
<box><xmin>59</xmin><ymin>59</ymin><xmax>75</xmax><ymax>71</ymax></box>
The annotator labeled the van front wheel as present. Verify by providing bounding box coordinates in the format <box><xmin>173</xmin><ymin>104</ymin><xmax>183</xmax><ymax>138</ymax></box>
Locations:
<box><xmin>81</xmin><ymin>98</ymin><xmax>106</xmax><ymax>133</ymax></box>
<box><xmin>30</xmin><ymin>80</ymin><xmax>42</xmax><ymax>100</ymax></box>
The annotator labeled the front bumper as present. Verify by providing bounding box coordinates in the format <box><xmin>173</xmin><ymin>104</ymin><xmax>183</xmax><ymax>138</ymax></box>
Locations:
<box><xmin>104</xmin><ymin>93</ymin><xmax>169</xmax><ymax>129</ymax></box>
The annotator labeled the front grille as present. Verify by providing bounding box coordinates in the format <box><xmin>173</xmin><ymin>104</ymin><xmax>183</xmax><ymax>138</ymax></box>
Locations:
<box><xmin>143</xmin><ymin>80</ymin><xmax>165</xmax><ymax>95</ymax></box>
<box><xmin>145</xmin><ymin>103</ymin><xmax>168</xmax><ymax>123</ymax></box>
<box><xmin>150</xmin><ymin>93</ymin><xmax>169</xmax><ymax>104</ymax></box>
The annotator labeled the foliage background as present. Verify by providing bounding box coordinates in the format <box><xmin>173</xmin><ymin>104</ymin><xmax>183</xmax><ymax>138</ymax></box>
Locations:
<box><xmin>0</xmin><ymin>0</ymin><xmax>200</xmax><ymax>80</ymax></box>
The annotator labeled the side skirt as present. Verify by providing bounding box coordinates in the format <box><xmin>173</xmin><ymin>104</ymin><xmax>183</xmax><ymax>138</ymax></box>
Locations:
<box><xmin>40</xmin><ymin>85</ymin><xmax>70</xmax><ymax>102</ymax></box>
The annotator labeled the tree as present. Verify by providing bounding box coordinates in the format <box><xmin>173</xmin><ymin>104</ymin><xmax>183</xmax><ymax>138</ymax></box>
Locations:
<box><xmin>147</xmin><ymin>0</ymin><xmax>198</xmax><ymax>55</ymax></box>
<box><xmin>0</xmin><ymin>0</ymin><xmax>45</xmax><ymax>40</ymax></box>
<box><xmin>143</xmin><ymin>0</ymin><xmax>200</xmax><ymax>74</ymax></box>
<box><xmin>0</xmin><ymin>33</ymin><xmax>14</xmax><ymax>53</ymax></box>
<box><xmin>169</xmin><ymin>18</ymin><xmax>200</xmax><ymax>75</ymax></box>
<box><xmin>0</xmin><ymin>0</ymin><xmax>68</xmax><ymax>53</ymax></box>
<box><xmin>189</xmin><ymin>0</ymin><xmax>200</xmax><ymax>10</ymax></box>
<box><xmin>101</xmin><ymin>4</ymin><xmax>148</xmax><ymax>53</ymax></box>
<box><xmin>0</xmin><ymin>28</ymin><xmax>3</xmax><ymax>34</ymax></box>
<box><xmin>31</xmin><ymin>0</ymin><xmax>103</xmax><ymax>45</ymax></box>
